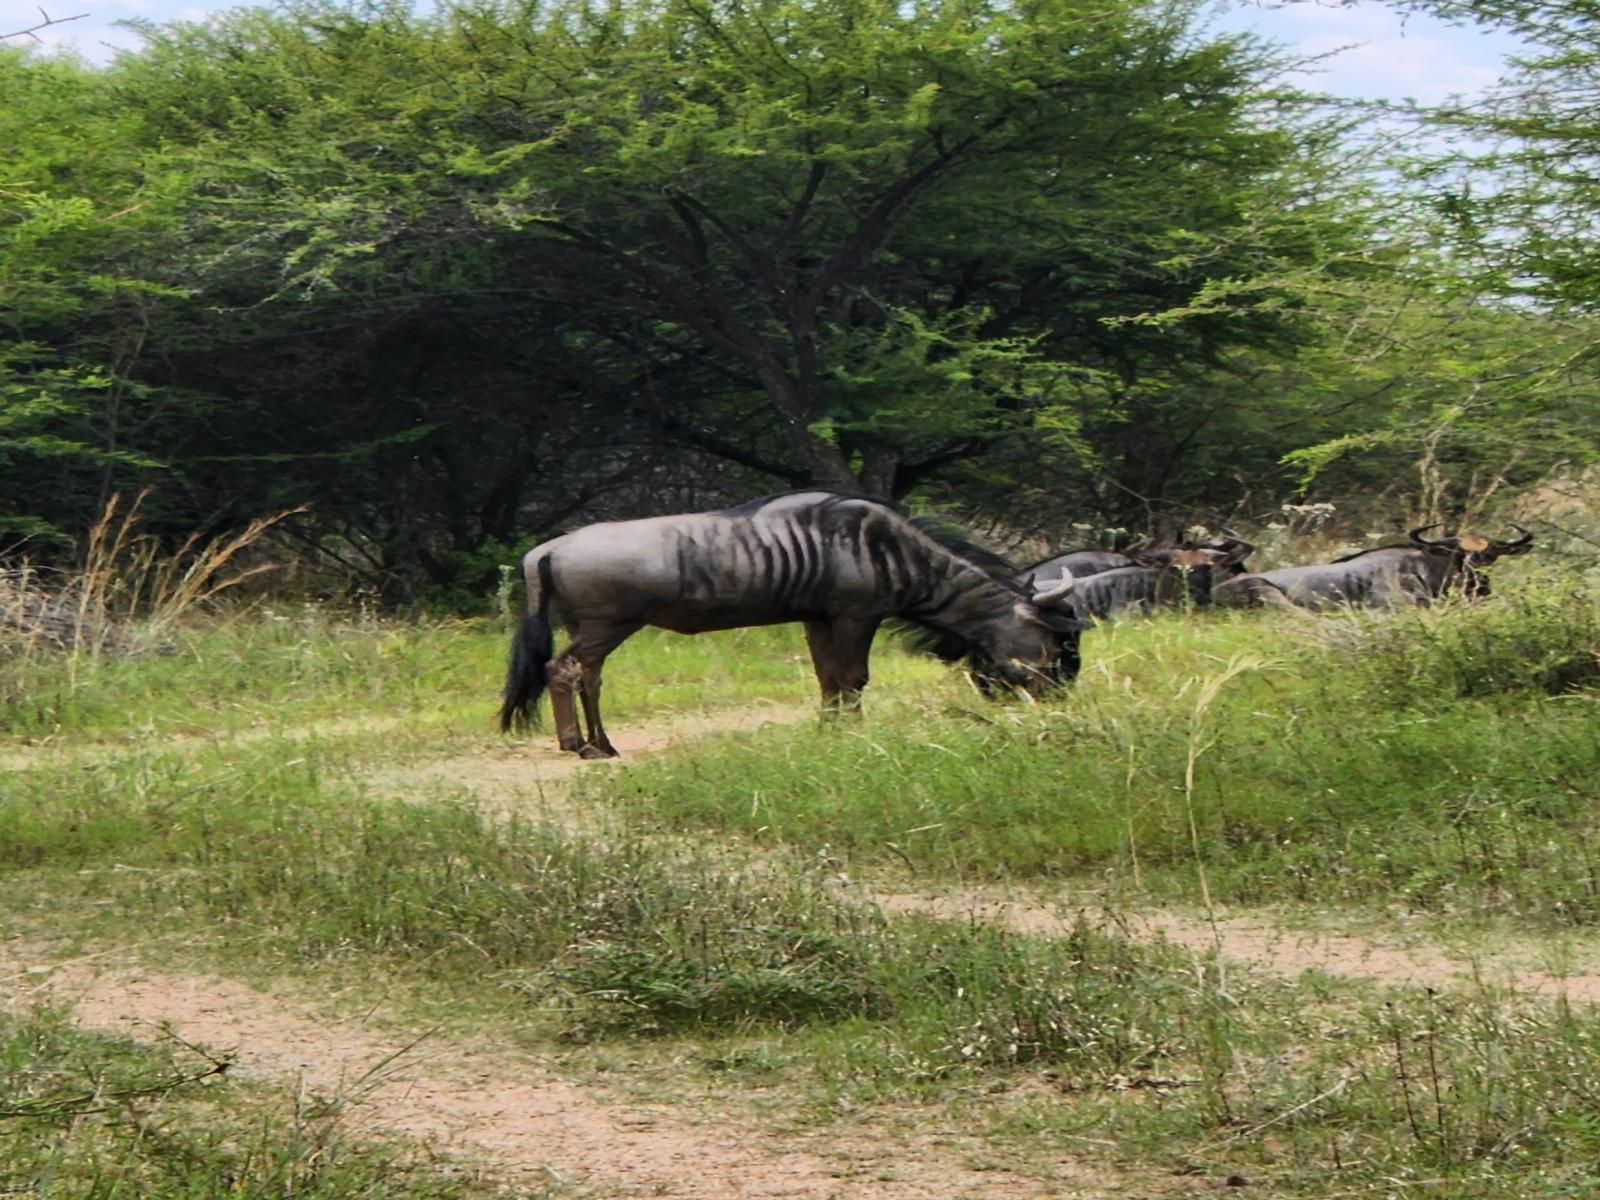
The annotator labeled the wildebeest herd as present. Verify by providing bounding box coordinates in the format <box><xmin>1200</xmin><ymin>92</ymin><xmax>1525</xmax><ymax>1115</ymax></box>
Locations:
<box><xmin>500</xmin><ymin>490</ymin><xmax>1535</xmax><ymax>759</ymax></box>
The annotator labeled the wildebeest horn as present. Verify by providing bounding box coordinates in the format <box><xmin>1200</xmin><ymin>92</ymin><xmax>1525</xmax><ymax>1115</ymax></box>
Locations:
<box><xmin>1214</xmin><ymin>525</ymin><xmax>1254</xmax><ymax>558</ymax></box>
<box><xmin>1498</xmin><ymin>522</ymin><xmax>1534</xmax><ymax>548</ymax></box>
<box><xmin>1409</xmin><ymin>524</ymin><xmax>1457</xmax><ymax>549</ymax></box>
<box><xmin>1032</xmin><ymin>575</ymin><xmax>1077</xmax><ymax>608</ymax></box>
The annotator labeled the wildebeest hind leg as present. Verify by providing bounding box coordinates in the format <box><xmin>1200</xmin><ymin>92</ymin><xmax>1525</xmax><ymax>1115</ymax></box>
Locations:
<box><xmin>570</xmin><ymin>620</ymin><xmax>642</xmax><ymax>758</ymax></box>
<box><xmin>546</xmin><ymin>655</ymin><xmax>586</xmax><ymax>752</ymax></box>
<box><xmin>577</xmin><ymin>669</ymin><xmax>615</xmax><ymax>759</ymax></box>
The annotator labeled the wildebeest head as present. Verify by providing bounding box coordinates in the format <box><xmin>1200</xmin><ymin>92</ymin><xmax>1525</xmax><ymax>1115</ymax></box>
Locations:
<box><xmin>1409</xmin><ymin>523</ymin><xmax>1534</xmax><ymax>598</ymax></box>
<box><xmin>915</xmin><ymin>574</ymin><xmax>1086</xmax><ymax>695</ymax></box>
<box><xmin>965</xmin><ymin>574</ymin><xmax>1088</xmax><ymax>695</ymax></box>
<box><xmin>1132</xmin><ymin>528</ymin><xmax>1254</xmax><ymax>575</ymax></box>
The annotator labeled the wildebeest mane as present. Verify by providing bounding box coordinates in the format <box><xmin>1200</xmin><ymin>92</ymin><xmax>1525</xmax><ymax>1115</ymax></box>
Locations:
<box><xmin>908</xmin><ymin>515</ymin><xmax>1021</xmax><ymax>583</ymax></box>
<box><xmin>895</xmin><ymin>514</ymin><xmax>1025</xmax><ymax>661</ymax></box>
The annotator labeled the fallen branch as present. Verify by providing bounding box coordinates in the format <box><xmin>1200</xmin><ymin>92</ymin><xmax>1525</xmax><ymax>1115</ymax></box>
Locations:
<box><xmin>0</xmin><ymin>1059</ymin><xmax>231</xmax><ymax>1120</ymax></box>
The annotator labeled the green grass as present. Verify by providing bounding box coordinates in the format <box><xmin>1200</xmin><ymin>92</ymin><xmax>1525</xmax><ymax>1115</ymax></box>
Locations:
<box><xmin>14</xmin><ymin>787</ymin><xmax>1600</xmax><ymax>1197</ymax></box>
<box><xmin>0</xmin><ymin>1006</ymin><xmax>502</xmax><ymax>1199</ymax></box>
<box><xmin>583</xmin><ymin>586</ymin><xmax>1600</xmax><ymax>923</ymax></box>
<box><xmin>0</xmin><ymin>613</ymin><xmax>832</xmax><ymax>741</ymax></box>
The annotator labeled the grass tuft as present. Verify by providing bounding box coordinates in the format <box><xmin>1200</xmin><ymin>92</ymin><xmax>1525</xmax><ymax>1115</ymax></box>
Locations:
<box><xmin>0</xmin><ymin>1006</ymin><xmax>495</xmax><ymax>1199</ymax></box>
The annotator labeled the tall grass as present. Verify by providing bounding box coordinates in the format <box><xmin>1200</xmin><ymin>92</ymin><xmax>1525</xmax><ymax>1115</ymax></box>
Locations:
<box><xmin>1</xmin><ymin>493</ymin><xmax>300</xmax><ymax>720</ymax></box>
<box><xmin>0</xmin><ymin>613</ymin><xmax>833</xmax><ymax>741</ymax></box>
<box><xmin>587</xmin><ymin>583</ymin><xmax>1600</xmax><ymax>922</ymax></box>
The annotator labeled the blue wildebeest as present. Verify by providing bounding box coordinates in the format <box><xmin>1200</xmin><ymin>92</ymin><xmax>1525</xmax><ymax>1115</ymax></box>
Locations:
<box><xmin>1213</xmin><ymin>524</ymin><xmax>1534</xmax><ymax>610</ymax></box>
<box><xmin>499</xmin><ymin>491</ymin><xmax>1088</xmax><ymax>758</ymax></box>
<box><xmin>1022</xmin><ymin>528</ymin><xmax>1254</xmax><ymax>587</ymax></box>
<box><xmin>1057</xmin><ymin>532</ymin><xmax>1256</xmax><ymax>621</ymax></box>
<box><xmin>1023</xmin><ymin>547</ymin><xmax>1142</xmax><ymax>584</ymax></box>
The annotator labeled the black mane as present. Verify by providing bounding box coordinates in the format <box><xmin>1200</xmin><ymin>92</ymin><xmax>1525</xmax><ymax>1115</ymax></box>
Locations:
<box><xmin>897</xmin><ymin>514</ymin><xmax>1024</xmax><ymax>662</ymax></box>
<box><xmin>909</xmin><ymin>515</ymin><xmax>1021</xmax><ymax>585</ymax></box>
<box><xmin>719</xmin><ymin>488</ymin><xmax>895</xmax><ymax>517</ymax></box>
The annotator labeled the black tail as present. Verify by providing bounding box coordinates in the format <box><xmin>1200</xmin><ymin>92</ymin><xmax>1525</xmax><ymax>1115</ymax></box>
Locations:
<box><xmin>498</xmin><ymin>557</ymin><xmax>556</xmax><ymax>733</ymax></box>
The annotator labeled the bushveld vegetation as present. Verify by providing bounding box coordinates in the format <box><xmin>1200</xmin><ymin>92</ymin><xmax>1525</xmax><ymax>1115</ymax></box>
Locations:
<box><xmin>8</xmin><ymin>0</ymin><xmax>1600</xmax><ymax>1191</ymax></box>
<box><xmin>4</xmin><ymin>512</ymin><xmax>1599</xmax><ymax>1196</ymax></box>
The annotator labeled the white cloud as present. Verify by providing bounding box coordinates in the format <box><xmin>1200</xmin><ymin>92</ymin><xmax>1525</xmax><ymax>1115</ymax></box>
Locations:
<box><xmin>1215</xmin><ymin>0</ymin><xmax>1519</xmax><ymax>105</ymax></box>
<box><xmin>1293</xmin><ymin>31</ymin><xmax>1503</xmax><ymax>104</ymax></box>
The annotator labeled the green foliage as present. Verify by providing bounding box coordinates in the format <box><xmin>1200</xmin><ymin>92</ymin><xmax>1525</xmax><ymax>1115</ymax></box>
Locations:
<box><xmin>3</xmin><ymin>0</ymin><xmax>1430</xmax><ymax>576</ymax></box>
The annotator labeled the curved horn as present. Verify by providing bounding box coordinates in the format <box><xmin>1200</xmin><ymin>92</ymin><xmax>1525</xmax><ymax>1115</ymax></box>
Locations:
<box><xmin>1498</xmin><ymin>522</ymin><xmax>1534</xmax><ymax>548</ymax></box>
<box><xmin>1032</xmin><ymin>575</ymin><xmax>1077</xmax><ymax>609</ymax></box>
<box><xmin>1214</xmin><ymin>525</ymin><xmax>1254</xmax><ymax>559</ymax></box>
<box><xmin>1409</xmin><ymin>523</ymin><xmax>1456</xmax><ymax>548</ymax></box>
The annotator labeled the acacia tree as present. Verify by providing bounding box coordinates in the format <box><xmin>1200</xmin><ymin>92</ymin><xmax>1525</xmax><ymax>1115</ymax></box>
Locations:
<box><xmin>117</xmin><ymin>0</ymin><xmax>1348</xmax><ymax>500</ymax></box>
<box><xmin>6</xmin><ymin>0</ymin><xmax>1438</xmax><ymax>593</ymax></box>
<box><xmin>448</xmin><ymin>0</ymin><xmax>1351</xmax><ymax>495</ymax></box>
<box><xmin>0</xmin><ymin>49</ymin><xmax>188</xmax><ymax>551</ymax></box>
<box><xmin>1240</xmin><ymin>0</ymin><xmax>1600</xmax><ymax>519</ymax></box>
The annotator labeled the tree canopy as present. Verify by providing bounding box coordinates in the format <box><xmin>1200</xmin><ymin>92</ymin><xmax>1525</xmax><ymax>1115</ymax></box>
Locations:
<box><xmin>3</xmin><ymin>0</ymin><xmax>1595</xmax><ymax>600</ymax></box>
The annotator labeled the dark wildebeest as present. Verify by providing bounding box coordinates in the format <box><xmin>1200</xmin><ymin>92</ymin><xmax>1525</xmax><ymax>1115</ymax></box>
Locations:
<box><xmin>1213</xmin><ymin>524</ymin><xmax>1535</xmax><ymax>610</ymax></box>
<box><xmin>499</xmin><ymin>491</ymin><xmax>1089</xmax><ymax>758</ymax></box>
<box><xmin>1060</xmin><ymin>532</ymin><xmax>1257</xmax><ymax>621</ymax></box>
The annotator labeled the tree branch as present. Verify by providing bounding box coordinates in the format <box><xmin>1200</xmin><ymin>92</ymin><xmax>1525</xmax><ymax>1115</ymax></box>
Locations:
<box><xmin>2</xmin><ymin>6</ymin><xmax>88</xmax><ymax>42</ymax></box>
<box><xmin>655</xmin><ymin>412</ymin><xmax>810</xmax><ymax>485</ymax></box>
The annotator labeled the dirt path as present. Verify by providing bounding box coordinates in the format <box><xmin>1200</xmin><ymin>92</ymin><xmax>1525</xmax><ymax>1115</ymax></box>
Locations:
<box><xmin>362</xmin><ymin>700</ymin><xmax>811</xmax><ymax>819</ymax></box>
<box><xmin>6</xmin><ymin>702</ymin><xmax>1122</xmax><ymax>1197</ymax></box>
<box><xmin>871</xmin><ymin>889</ymin><xmax>1600</xmax><ymax>1003</ymax></box>
<box><xmin>4</xmin><ymin>946</ymin><xmax>1124</xmax><ymax>1199</ymax></box>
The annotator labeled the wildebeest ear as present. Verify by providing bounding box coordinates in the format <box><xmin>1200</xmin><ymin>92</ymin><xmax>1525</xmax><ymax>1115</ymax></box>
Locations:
<box><xmin>1041</xmin><ymin>611</ymin><xmax>1091</xmax><ymax>633</ymax></box>
<box><xmin>1016</xmin><ymin>601</ymin><xmax>1088</xmax><ymax>633</ymax></box>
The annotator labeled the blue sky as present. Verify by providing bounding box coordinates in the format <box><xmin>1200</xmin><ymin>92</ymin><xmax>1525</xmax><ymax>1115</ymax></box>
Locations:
<box><xmin>7</xmin><ymin>0</ymin><xmax>1522</xmax><ymax>108</ymax></box>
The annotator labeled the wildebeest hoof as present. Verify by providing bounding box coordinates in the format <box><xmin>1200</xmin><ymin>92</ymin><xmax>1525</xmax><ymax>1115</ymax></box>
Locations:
<box><xmin>578</xmin><ymin>743</ymin><xmax>619</xmax><ymax>760</ymax></box>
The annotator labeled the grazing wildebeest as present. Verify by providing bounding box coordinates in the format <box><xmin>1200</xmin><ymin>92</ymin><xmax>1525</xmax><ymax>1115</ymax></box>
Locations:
<box><xmin>1213</xmin><ymin>524</ymin><xmax>1535</xmax><ymax>610</ymax></box>
<box><xmin>499</xmin><ymin>491</ymin><xmax>1089</xmax><ymax>758</ymax></box>
<box><xmin>1060</xmin><ymin>532</ymin><xmax>1257</xmax><ymax>621</ymax></box>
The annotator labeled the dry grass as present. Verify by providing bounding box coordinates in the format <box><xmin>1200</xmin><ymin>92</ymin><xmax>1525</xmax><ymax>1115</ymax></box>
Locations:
<box><xmin>0</xmin><ymin>491</ymin><xmax>300</xmax><ymax>664</ymax></box>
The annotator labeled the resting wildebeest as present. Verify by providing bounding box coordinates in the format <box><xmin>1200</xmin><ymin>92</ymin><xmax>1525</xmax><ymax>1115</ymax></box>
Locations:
<box><xmin>499</xmin><ymin>491</ymin><xmax>1089</xmax><ymax>758</ymax></box>
<box><xmin>1023</xmin><ymin>547</ymin><xmax>1144</xmax><ymax>584</ymax></box>
<box><xmin>1061</xmin><ymin>532</ymin><xmax>1257</xmax><ymax>621</ymax></box>
<box><xmin>1213</xmin><ymin>523</ymin><xmax>1535</xmax><ymax>610</ymax></box>
<box><xmin>1022</xmin><ymin>529</ymin><xmax>1254</xmax><ymax>588</ymax></box>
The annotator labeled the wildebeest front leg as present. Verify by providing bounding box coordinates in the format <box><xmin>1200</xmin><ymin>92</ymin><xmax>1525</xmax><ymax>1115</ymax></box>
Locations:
<box><xmin>804</xmin><ymin>617</ymin><xmax>880</xmax><ymax>716</ymax></box>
